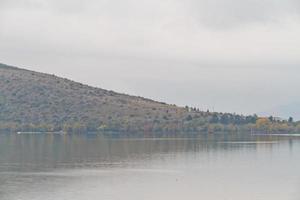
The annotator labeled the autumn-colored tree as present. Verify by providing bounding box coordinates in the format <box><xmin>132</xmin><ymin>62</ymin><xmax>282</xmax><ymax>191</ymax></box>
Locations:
<box><xmin>256</xmin><ymin>118</ymin><xmax>271</xmax><ymax>130</ymax></box>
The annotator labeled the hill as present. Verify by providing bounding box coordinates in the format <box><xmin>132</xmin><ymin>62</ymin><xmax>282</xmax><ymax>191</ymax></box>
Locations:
<box><xmin>0</xmin><ymin>63</ymin><xmax>298</xmax><ymax>134</ymax></box>
<box><xmin>0</xmin><ymin>63</ymin><xmax>187</xmax><ymax>132</ymax></box>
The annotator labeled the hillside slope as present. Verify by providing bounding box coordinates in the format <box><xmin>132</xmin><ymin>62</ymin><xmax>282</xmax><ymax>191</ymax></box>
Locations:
<box><xmin>0</xmin><ymin>63</ymin><xmax>201</xmax><ymax>132</ymax></box>
<box><xmin>2</xmin><ymin>63</ymin><xmax>282</xmax><ymax>133</ymax></box>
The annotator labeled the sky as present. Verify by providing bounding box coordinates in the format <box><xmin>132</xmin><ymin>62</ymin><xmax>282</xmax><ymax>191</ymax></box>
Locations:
<box><xmin>1</xmin><ymin>0</ymin><xmax>300</xmax><ymax>118</ymax></box>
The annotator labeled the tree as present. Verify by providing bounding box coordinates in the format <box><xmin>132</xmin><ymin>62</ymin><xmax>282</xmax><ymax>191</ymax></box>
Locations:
<box><xmin>186</xmin><ymin>115</ymin><xmax>193</xmax><ymax>121</ymax></box>
<box><xmin>288</xmin><ymin>117</ymin><xmax>294</xmax><ymax>123</ymax></box>
<box><xmin>220</xmin><ymin>114</ymin><xmax>230</xmax><ymax>124</ymax></box>
<box><xmin>210</xmin><ymin>114</ymin><xmax>219</xmax><ymax>123</ymax></box>
<box><xmin>256</xmin><ymin>118</ymin><xmax>271</xmax><ymax>131</ymax></box>
<box><xmin>268</xmin><ymin>116</ymin><xmax>274</xmax><ymax>122</ymax></box>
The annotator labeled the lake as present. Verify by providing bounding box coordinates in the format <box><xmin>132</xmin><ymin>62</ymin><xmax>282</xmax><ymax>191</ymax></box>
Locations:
<box><xmin>0</xmin><ymin>133</ymin><xmax>300</xmax><ymax>200</ymax></box>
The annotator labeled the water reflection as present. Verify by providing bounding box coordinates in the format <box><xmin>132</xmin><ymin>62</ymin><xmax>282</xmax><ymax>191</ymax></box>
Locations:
<box><xmin>0</xmin><ymin>133</ymin><xmax>300</xmax><ymax>200</ymax></box>
<box><xmin>0</xmin><ymin>134</ymin><xmax>289</xmax><ymax>170</ymax></box>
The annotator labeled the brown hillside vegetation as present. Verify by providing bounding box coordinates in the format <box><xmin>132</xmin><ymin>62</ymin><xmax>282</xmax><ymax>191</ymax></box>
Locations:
<box><xmin>0</xmin><ymin>63</ymin><xmax>298</xmax><ymax>134</ymax></box>
<box><xmin>0</xmin><ymin>63</ymin><xmax>196</xmax><ymax>132</ymax></box>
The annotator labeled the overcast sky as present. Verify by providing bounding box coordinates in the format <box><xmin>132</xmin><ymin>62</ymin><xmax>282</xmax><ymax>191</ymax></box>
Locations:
<box><xmin>1</xmin><ymin>0</ymin><xmax>300</xmax><ymax>117</ymax></box>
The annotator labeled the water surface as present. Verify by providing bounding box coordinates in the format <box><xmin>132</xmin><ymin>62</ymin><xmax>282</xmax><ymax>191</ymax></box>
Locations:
<box><xmin>0</xmin><ymin>133</ymin><xmax>300</xmax><ymax>200</ymax></box>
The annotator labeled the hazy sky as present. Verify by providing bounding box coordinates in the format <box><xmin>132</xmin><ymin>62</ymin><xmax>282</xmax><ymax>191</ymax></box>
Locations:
<box><xmin>1</xmin><ymin>0</ymin><xmax>300</xmax><ymax>117</ymax></box>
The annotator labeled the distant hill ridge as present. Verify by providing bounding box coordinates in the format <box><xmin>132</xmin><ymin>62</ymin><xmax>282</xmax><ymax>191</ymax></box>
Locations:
<box><xmin>0</xmin><ymin>63</ymin><xmax>297</xmax><ymax>134</ymax></box>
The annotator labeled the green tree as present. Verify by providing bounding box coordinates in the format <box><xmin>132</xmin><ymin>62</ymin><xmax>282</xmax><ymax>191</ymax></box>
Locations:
<box><xmin>186</xmin><ymin>115</ymin><xmax>193</xmax><ymax>121</ymax></box>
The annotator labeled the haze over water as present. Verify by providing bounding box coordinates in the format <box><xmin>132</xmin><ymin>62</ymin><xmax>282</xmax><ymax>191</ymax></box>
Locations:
<box><xmin>0</xmin><ymin>133</ymin><xmax>300</xmax><ymax>200</ymax></box>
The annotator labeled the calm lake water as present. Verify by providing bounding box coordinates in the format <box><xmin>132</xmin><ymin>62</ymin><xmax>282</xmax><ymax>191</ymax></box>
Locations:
<box><xmin>0</xmin><ymin>133</ymin><xmax>300</xmax><ymax>200</ymax></box>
